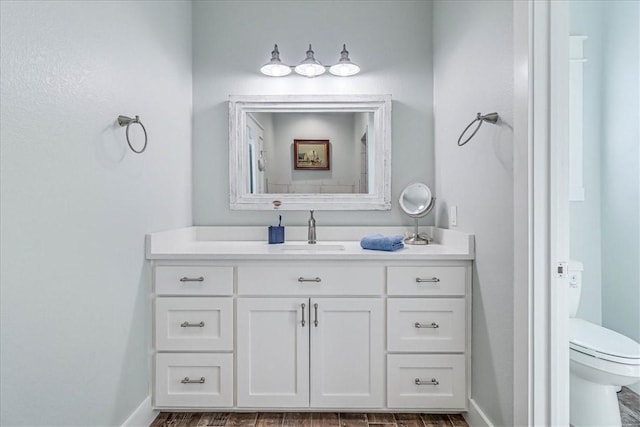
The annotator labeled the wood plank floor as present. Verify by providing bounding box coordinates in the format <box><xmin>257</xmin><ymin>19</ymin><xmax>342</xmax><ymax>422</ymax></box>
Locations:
<box><xmin>620</xmin><ymin>386</ymin><xmax>640</xmax><ymax>427</ymax></box>
<box><xmin>150</xmin><ymin>387</ymin><xmax>640</xmax><ymax>427</ymax></box>
<box><xmin>149</xmin><ymin>412</ymin><xmax>469</xmax><ymax>427</ymax></box>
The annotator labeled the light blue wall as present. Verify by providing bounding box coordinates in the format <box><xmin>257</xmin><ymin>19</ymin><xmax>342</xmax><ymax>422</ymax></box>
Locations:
<box><xmin>570</xmin><ymin>0</ymin><xmax>640</xmax><ymax>394</ymax></box>
<box><xmin>569</xmin><ymin>0</ymin><xmax>604</xmax><ymax>325</ymax></box>
<box><xmin>191</xmin><ymin>0</ymin><xmax>434</xmax><ymax>227</ymax></box>
<box><xmin>0</xmin><ymin>1</ymin><xmax>192</xmax><ymax>425</ymax></box>
<box><xmin>600</xmin><ymin>0</ymin><xmax>640</xmax><ymax>367</ymax></box>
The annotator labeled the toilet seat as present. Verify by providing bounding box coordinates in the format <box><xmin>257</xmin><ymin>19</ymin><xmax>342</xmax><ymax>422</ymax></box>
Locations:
<box><xmin>569</xmin><ymin>318</ymin><xmax>640</xmax><ymax>365</ymax></box>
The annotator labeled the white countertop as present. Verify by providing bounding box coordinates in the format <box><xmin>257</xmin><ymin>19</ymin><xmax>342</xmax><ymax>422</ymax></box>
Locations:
<box><xmin>146</xmin><ymin>226</ymin><xmax>475</xmax><ymax>261</ymax></box>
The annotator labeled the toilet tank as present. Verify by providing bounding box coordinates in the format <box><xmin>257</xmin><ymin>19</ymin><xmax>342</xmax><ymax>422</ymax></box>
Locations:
<box><xmin>568</xmin><ymin>261</ymin><xmax>583</xmax><ymax>317</ymax></box>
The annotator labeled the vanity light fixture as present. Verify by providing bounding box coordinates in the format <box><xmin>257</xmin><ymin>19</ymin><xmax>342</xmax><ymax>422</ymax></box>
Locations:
<box><xmin>295</xmin><ymin>45</ymin><xmax>326</xmax><ymax>77</ymax></box>
<box><xmin>259</xmin><ymin>44</ymin><xmax>292</xmax><ymax>77</ymax></box>
<box><xmin>329</xmin><ymin>44</ymin><xmax>361</xmax><ymax>76</ymax></box>
<box><xmin>260</xmin><ymin>44</ymin><xmax>360</xmax><ymax>77</ymax></box>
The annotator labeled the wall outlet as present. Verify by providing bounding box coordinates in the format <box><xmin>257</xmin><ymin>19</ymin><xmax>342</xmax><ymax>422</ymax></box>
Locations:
<box><xmin>450</xmin><ymin>206</ymin><xmax>458</xmax><ymax>227</ymax></box>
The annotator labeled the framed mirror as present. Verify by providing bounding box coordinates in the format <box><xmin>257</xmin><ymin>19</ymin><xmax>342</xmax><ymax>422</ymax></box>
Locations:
<box><xmin>229</xmin><ymin>94</ymin><xmax>391</xmax><ymax>210</ymax></box>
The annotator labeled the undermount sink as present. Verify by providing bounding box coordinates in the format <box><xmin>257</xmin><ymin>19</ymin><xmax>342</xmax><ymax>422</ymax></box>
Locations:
<box><xmin>275</xmin><ymin>243</ymin><xmax>346</xmax><ymax>251</ymax></box>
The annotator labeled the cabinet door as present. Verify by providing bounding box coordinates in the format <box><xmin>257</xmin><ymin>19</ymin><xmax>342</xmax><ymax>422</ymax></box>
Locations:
<box><xmin>237</xmin><ymin>298</ymin><xmax>309</xmax><ymax>408</ymax></box>
<box><xmin>310</xmin><ymin>298</ymin><xmax>384</xmax><ymax>408</ymax></box>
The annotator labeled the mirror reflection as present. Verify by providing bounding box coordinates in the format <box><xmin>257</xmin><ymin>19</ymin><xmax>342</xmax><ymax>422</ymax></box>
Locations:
<box><xmin>247</xmin><ymin>112</ymin><xmax>374</xmax><ymax>195</ymax></box>
<box><xmin>229</xmin><ymin>95</ymin><xmax>391</xmax><ymax>211</ymax></box>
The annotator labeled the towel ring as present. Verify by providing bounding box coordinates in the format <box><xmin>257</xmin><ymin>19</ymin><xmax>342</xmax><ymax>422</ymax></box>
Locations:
<box><xmin>118</xmin><ymin>115</ymin><xmax>148</xmax><ymax>153</ymax></box>
<box><xmin>457</xmin><ymin>112</ymin><xmax>499</xmax><ymax>146</ymax></box>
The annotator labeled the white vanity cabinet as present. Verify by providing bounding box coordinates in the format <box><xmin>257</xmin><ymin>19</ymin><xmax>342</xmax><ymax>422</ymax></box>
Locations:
<box><xmin>386</xmin><ymin>266</ymin><xmax>470</xmax><ymax>410</ymax></box>
<box><xmin>236</xmin><ymin>297</ymin><xmax>384</xmax><ymax>409</ymax></box>
<box><xmin>153</xmin><ymin>265</ymin><xmax>234</xmax><ymax>408</ymax></box>
<box><xmin>147</xmin><ymin>226</ymin><xmax>474</xmax><ymax>412</ymax></box>
<box><xmin>236</xmin><ymin>263</ymin><xmax>385</xmax><ymax>409</ymax></box>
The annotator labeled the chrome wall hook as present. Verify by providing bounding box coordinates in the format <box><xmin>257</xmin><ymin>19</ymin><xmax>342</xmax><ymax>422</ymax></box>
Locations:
<box><xmin>118</xmin><ymin>115</ymin><xmax>148</xmax><ymax>153</ymax></box>
<box><xmin>457</xmin><ymin>112</ymin><xmax>500</xmax><ymax>146</ymax></box>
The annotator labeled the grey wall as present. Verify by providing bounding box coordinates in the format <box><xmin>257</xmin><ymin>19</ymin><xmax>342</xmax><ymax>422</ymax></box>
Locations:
<box><xmin>192</xmin><ymin>0</ymin><xmax>434</xmax><ymax>226</ymax></box>
<box><xmin>0</xmin><ymin>1</ymin><xmax>192</xmax><ymax>425</ymax></box>
<box><xmin>433</xmin><ymin>1</ymin><xmax>514</xmax><ymax>426</ymax></box>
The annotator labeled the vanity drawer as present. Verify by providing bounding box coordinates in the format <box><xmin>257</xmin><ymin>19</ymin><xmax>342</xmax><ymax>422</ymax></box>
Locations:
<box><xmin>387</xmin><ymin>266</ymin><xmax>466</xmax><ymax>296</ymax></box>
<box><xmin>155</xmin><ymin>353</ymin><xmax>233</xmax><ymax>408</ymax></box>
<box><xmin>387</xmin><ymin>298</ymin><xmax>465</xmax><ymax>352</ymax></box>
<box><xmin>155</xmin><ymin>297</ymin><xmax>233</xmax><ymax>351</ymax></box>
<box><xmin>155</xmin><ymin>266</ymin><xmax>233</xmax><ymax>295</ymax></box>
<box><xmin>237</xmin><ymin>265</ymin><xmax>384</xmax><ymax>295</ymax></box>
<box><xmin>387</xmin><ymin>354</ymin><xmax>466</xmax><ymax>409</ymax></box>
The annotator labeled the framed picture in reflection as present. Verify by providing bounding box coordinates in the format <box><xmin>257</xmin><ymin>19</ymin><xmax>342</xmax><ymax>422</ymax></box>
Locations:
<box><xmin>293</xmin><ymin>139</ymin><xmax>330</xmax><ymax>170</ymax></box>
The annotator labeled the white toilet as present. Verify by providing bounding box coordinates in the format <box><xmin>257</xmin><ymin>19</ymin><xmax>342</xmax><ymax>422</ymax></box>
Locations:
<box><xmin>569</xmin><ymin>261</ymin><xmax>640</xmax><ymax>427</ymax></box>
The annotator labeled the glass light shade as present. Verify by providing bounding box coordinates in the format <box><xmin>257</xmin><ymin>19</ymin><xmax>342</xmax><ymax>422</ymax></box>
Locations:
<box><xmin>329</xmin><ymin>44</ymin><xmax>360</xmax><ymax>76</ymax></box>
<box><xmin>294</xmin><ymin>44</ymin><xmax>326</xmax><ymax>77</ymax></box>
<box><xmin>260</xmin><ymin>44</ymin><xmax>291</xmax><ymax>77</ymax></box>
<box><xmin>329</xmin><ymin>62</ymin><xmax>360</xmax><ymax>76</ymax></box>
<box><xmin>260</xmin><ymin>62</ymin><xmax>291</xmax><ymax>77</ymax></box>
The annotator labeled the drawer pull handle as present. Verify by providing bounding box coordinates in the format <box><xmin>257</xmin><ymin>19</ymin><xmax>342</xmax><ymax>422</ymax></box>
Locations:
<box><xmin>416</xmin><ymin>277</ymin><xmax>440</xmax><ymax>283</ymax></box>
<box><xmin>414</xmin><ymin>322</ymin><xmax>439</xmax><ymax>329</ymax></box>
<box><xmin>181</xmin><ymin>321</ymin><xmax>205</xmax><ymax>328</ymax></box>
<box><xmin>314</xmin><ymin>303</ymin><xmax>319</xmax><ymax>327</ymax></box>
<box><xmin>179</xmin><ymin>276</ymin><xmax>204</xmax><ymax>282</ymax></box>
<box><xmin>415</xmin><ymin>378</ymin><xmax>439</xmax><ymax>386</ymax></box>
<box><xmin>301</xmin><ymin>303</ymin><xmax>306</xmax><ymax>327</ymax></box>
<box><xmin>181</xmin><ymin>376</ymin><xmax>205</xmax><ymax>384</ymax></box>
<box><xmin>298</xmin><ymin>277</ymin><xmax>322</xmax><ymax>283</ymax></box>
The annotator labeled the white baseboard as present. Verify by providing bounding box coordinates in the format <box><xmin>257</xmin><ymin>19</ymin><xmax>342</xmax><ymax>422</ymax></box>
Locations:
<box><xmin>121</xmin><ymin>395</ymin><xmax>158</xmax><ymax>427</ymax></box>
<box><xmin>464</xmin><ymin>398</ymin><xmax>495</xmax><ymax>427</ymax></box>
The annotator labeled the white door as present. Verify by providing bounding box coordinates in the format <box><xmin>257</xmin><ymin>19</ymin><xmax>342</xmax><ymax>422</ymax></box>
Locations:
<box><xmin>310</xmin><ymin>298</ymin><xmax>384</xmax><ymax>408</ymax></box>
<box><xmin>515</xmin><ymin>2</ymin><xmax>573</xmax><ymax>424</ymax></box>
<box><xmin>236</xmin><ymin>298</ymin><xmax>309</xmax><ymax>407</ymax></box>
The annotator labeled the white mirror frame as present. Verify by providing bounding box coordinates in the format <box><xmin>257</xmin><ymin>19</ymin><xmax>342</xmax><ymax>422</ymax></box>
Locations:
<box><xmin>229</xmin><ymin>94</ymin><xmax>392</xmax><ymax>210</ymax></box>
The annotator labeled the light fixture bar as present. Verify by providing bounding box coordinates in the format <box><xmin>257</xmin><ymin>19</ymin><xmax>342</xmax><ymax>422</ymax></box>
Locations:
<box><xmin>260</xmin><ymin>44</ymin><xmax>360</xmax><ymax>77</ymax></box>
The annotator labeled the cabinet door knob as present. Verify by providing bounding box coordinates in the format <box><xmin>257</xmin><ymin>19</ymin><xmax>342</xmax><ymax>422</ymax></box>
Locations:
<box><xmin>415</xmin><ymin>378</ymin><xmax>439</xmax><ymax>386</ymax></box>
<box><xmin>415</xmin><ymin>277</ymin><xmax>440</xmax><ymax>283</ymax></box>
<box><xmin>181</xmin><ymin>376</ymin><xmax>205</xmax><ymax>384</ymax></box>
<box><xmin>181</xmin><ymin>321</ymin><xmax>205</xmax><ymax>328</ymax></box>
<box><xmin>180</xmin><ymin>276</ymin><xmax>204</xmax><ymax>282</ymax></box>
<box><xmin>301</xmin><ymin>303</ymin><xmax>306</xmax><ymax>327</ymax></box>
<box><xmin>414</xmin><ymin>322</ymin><xmax>439</xmax><ymax>329</ymax></box>
<box><xmin>298</xmin><ymin>277</ymin><xmax>322</xmax><ymax>283</ymax></box>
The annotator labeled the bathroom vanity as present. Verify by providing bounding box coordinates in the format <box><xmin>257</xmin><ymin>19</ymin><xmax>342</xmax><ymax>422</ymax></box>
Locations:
<box><xmin>146</xmin><ymin>226</ymin><xmax>474</xmax><ymax>412</ymax></box>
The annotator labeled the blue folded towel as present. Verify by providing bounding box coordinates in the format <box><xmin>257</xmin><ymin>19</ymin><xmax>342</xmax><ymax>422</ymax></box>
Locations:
<box><xmin>360</xmin><ymin>234</ymin><xmax>405</xmax><ymax>251</ymax></box>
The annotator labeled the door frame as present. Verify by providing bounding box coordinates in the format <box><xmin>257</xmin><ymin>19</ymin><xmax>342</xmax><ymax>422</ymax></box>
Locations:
<box><xmin>513</xmin><ymin>1</ymin><xmax>571</xmax><ymax>426</ymax></box>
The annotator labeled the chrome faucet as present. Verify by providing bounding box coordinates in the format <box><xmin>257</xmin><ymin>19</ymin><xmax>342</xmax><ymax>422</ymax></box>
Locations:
<box><xmin>308</xmin><ymin>210</ymin><xmax>316</xmax><ymax>244</ymax></box>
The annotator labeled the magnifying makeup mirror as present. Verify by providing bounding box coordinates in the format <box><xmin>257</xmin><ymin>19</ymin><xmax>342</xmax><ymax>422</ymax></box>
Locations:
<box><xmin>399</xmin><ymin>182</ymin><xmax>435</xmax><ymax>245</ymax></box>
